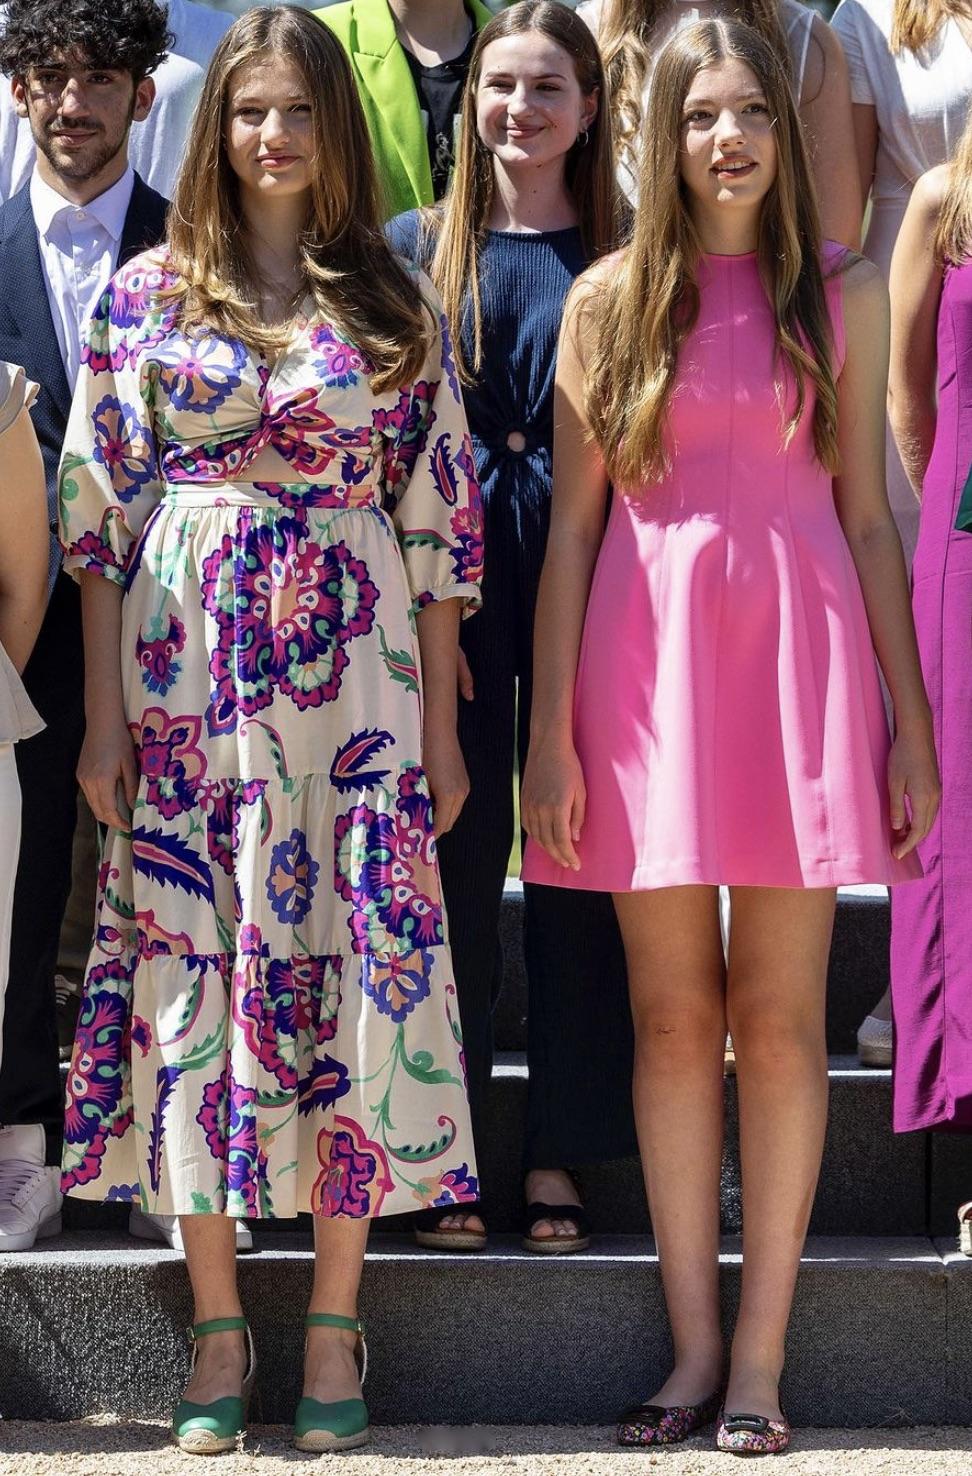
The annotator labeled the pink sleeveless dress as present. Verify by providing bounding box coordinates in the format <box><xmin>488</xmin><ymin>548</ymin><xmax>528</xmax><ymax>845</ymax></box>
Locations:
<box><xmin>523</xmin><ymin>244</ymin><xmax>922</xmax><ymax>892</ymax></box>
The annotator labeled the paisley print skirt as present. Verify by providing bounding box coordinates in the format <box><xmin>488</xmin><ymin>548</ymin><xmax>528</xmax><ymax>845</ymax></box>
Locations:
<box><xmin>61</xmin><ymin>485</ymin><xmax>478</xmax><ymax>1218</ymax></box>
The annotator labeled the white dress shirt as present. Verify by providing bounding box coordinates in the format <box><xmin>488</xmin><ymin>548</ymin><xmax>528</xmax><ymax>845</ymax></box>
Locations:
<box><xmin>0</xmin><ymin>0</ymin><xmax>233</xmax><ymax>203</ymax></box>
<box><xmin>30</xmin><ymin>165</ymin><xmax>134</xmax><ymax>385</ymax></box>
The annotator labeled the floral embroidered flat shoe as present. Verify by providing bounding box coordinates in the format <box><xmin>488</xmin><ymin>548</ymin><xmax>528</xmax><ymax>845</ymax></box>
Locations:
<box><xmin>616</xmin><ymin>1389</ymin><xmax>722</xmax><ymax>1445</ymax></box>
<box><xmin>293</xmin><ymin>1313</ymin><xmax>370</xmax><ymax>1453</ymax></box>
<box><xmin>716</xmin><ymin>1409</ymin><xmax>792</xmax><ymax>1456</ymax></box>
<box><xmin>172</xmin><ymin>1317</ymin><xmax>256</xmax><ymax>1455</ymax></box>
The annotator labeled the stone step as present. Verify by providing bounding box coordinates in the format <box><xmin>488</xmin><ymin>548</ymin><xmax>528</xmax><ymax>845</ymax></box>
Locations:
<box><xmin>63</xmin><ymin>1054</ymin><xmax>936</xmax><ymax>1241</ymax></box>
<box><xmin>494</xmin><ymin>885</ymin><xmax>890</xmax><ymax>1055</ymax></box>
<box><xmin>3</xmin><ymin>1233</ymin><xmax>969</xmax><ymax>1426</ymax></box>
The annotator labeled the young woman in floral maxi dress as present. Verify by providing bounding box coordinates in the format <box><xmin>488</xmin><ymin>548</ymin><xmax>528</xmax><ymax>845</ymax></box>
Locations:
<box><xmin>57</xmin><ymin>6</ymin><xmax>482</xmax><ymax>1456</ymax></box>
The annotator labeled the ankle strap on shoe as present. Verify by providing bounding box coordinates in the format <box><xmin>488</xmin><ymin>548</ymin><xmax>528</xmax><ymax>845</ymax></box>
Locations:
<box><xmin>190</xmin><ymin>1316</ymin><xmax>248</xmax><ymax>1341</ymax></box>
<box><xmin>305</xmin><ymin>1312</ymin><xmax>363</xmax><ymax>1335</ymax></box>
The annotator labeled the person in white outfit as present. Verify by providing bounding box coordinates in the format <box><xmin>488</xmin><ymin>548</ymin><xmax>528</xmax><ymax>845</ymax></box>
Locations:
<box><xmin>576</xmin><ymin>0</ymin><xmax>862</xmax><ymax>247</ymax></box>
<box><xmin>0</xmin><ymin>0</ymin><xmax>232</xmax><ymax>202</ymax></box>
<box><xmin>0</xmin><ymin>360</ymin><xmax>48</xmax><ymax>1203</ymax></box>
<box><xmin>831</xmin><ymin>0</ymin><xmax>972</xmax><ymax>1065</ymax></box>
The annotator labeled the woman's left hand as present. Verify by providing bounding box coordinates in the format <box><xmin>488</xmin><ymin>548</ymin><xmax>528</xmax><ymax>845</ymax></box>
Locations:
<box><xmin>423</xmin><ymin>728</ymin><xmax>470</xmax><ymax>839</ymax></box>
<box><xmin>888</xmin><ymin>721</ymin><xmax>941</xmax><ymax>860</ymax></box>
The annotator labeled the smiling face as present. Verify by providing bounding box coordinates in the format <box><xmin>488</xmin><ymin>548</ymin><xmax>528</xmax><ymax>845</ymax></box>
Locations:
<box><xmin>224</xmin><ymin>54</ymin><xmax>316</xmax><ymax>205</ymax></box>
<box><xmin>14</xmin><ymin>50</ymin><xmax>154</xmax><ymax>186</ymax></box>
<box><xmin>475</xmin><ymin>30</ymin><xmax>597</xmax><ymax>173</ymax></box>
<box><xmin>679</xmin><ymin>56</ymin><xmax>777</xmax><ymax>224</ymax></box>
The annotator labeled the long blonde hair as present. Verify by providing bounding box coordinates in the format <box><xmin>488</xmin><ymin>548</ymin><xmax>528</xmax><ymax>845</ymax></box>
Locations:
<box><xmin>424</xmin><ymin>0</ymin><xmax>624</xmax><ymax>385</ymax></box>
<box><xmin>586</xmin><ymin>18</ymin><xmax>840</xmax><ymax>489</ymax></box>
<box><xmin>891</xmin><ymin>0</ymin><xmax>957</xmax><ymax>54</ymax></box>
<box><xmin>166</xmin><ymin>6</ymin><xmax>430</xmax><ymax>392</ymax></box>
<box><xmin>938</xmin><ymin>103</ymin><xmax>972</xmax><ymax>263</ymax></box>
<box><xmin>596</xmin><ymin>0</ymin><xmax>791</xmax><ymax>174</ymax></box>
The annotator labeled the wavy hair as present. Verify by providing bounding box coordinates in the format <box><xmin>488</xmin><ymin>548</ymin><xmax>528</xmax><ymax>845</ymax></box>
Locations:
<box><xmin>585</xmin><ymin>18</ymin><xmax>840</xmax><ymax>489</ymax></box>
<box><xmin>890</xmin><ymin>0</ymin><xmax>955</xmax><ymax>54</ymax></box>
<box><xmin>165</xmin><ymin>5</ymin><xmax>431</xmax><ymax>390</ymax></box>
<box><xmin>937</xmin><ymin>102</ymin><xmax>972</xmax><ymax>263</ymax></box>
<box><xmin>595</xmin><ymin>0</ymin><xmax>790</xmax><ymax>182</ymax></box>
<box><xmin>419</xmin><ymin>0</ymin><xmax>624</xmax><ymax>385</ymax></box>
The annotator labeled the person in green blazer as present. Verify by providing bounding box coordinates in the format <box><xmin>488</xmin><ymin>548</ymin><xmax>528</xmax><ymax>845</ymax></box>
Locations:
<box><xmin>314</xmin><ymin>0</ymin><xmax>498</xmax><ymax>216</ymax></box>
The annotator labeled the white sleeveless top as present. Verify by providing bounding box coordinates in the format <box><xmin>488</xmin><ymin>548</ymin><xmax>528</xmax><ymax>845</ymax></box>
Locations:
<box><xmin>576</xmin><ymin>0</ymin><xmax>816</xmax><ymax>200</ymax></box>
<box><xmin>0</xmin><ymin>362</ymin><xmax>44</xmax><ymax>745</ymax></box>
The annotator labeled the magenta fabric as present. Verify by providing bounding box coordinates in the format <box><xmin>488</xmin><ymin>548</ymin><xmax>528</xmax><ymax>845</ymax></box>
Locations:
<box><xmin>523</xmin><ymin>245</ymin><xmax>921</xmax><ymax>893</ymax></box>
<box><xmin>890</xmin><ymin>258</ymin><xmax>972</xmax><ymax>1133</ymax></box>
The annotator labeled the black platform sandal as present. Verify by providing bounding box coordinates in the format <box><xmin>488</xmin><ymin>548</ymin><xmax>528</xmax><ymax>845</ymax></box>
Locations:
<box><xmin>413</xmin><ymin>1203</ymin><xmax>487</xmax><ymax>1252</ymax></box>
<box><xmin>521</xmin><ymin>1174</ymin><xmax>591</xmax><ymax>1255</ymax></box>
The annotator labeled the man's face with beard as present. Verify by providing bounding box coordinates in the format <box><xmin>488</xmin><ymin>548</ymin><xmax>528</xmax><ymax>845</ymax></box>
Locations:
<box><xmin>12</xmin><ymin>51</ymin><xmax>154</xmax><ymax>189</ymax></box>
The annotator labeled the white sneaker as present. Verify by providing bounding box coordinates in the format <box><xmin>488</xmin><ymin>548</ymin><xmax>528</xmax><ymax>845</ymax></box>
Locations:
<box><xmin>857</xmin><ymin>1013</ymin><xmax>893</xmax><ymax>1068</ymax></box>
<box><xmin>0</xmin><ymin>1124</ymin><xmax>63</xmax><ymax>1251</ymax></box>
<box><xmin>128</xmin><ymin>1207</ymin><xmax>255</xmax><ymax>1254</ymax></box>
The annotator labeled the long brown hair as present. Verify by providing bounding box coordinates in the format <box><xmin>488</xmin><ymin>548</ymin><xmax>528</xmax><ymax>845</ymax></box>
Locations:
<box><xmin>596</xmin><ymin>0</ymin><xmax>791</xmax><ymax>179</ymax></box>
<box><xmin>423</xmin><ymin>0</ymin><xmax>623</xmax><ymax>385</ymax></box>
<box><xmin>891</xmin><ymin>0</ymin><xmax>957</xmax><ymax>53</ymax></box>
<box><xmin>586</xmin><ymin>18</ymin><xmax>840</xmax><ymax>489</ymax></box>
<box><xmin>938</xmin><ymin>103</ymin><xmax>972</xmax><ymax>263</ymax></box>
<box><xmin>166</xmin><ymin>5</ymin><xmax>430</xmax><ymax>392</ymax></box>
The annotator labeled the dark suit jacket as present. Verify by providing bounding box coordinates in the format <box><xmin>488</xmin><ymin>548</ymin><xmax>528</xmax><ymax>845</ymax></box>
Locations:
<box><xmin>0</xmin><ymin>172</ymin><xmax>168</xmax><ymax>575</ymax></box>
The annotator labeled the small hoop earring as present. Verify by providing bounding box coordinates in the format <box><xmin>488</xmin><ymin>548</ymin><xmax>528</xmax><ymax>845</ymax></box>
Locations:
<box><xmin>577</xmin><ymin>128</ymin><xmax>589</xmax><ymax>148</ymax></box>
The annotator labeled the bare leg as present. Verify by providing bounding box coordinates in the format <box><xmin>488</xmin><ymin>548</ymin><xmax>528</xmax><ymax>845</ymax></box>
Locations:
<box><xmin>180</xmin><ymin>1216</ymin><xmax>247</xmax><ymax>1402</ymax></box>
<box><xmin>614</xmin><ymin>886</ymin><xmax>727</xmax><ymax>1404</ymax></box>
<box><xmin>524</xmin><ymin>1168</ymin><xmax>583</xmax><ymax>1240</ymax></box>
<box><xmin>864</xmin><ymin>984</ymin><xmax>892</xmax><ymax>1022</ymax></box>
<box><xmin>303</xmin><ymin>1216</ymin><xmax>372</xmax><ymax>1403</ymax></box>
<box><xmin>724</xmin><ymin>886</ymin><xmax>834</xmax><ymax>1422</ymax></box>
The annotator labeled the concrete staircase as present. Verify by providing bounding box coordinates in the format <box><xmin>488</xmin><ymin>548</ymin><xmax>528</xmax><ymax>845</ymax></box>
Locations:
<box><xmin>4</xmin><ymin>886</ymin><xmax>970</xmax><ymax>1426</ymax></box>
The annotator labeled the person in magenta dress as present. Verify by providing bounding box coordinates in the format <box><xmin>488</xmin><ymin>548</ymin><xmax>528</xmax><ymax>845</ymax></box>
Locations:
<box><xmin>885</xmin><ymin>107</ymin><xmax>972</xmax><ymax>1234</ymax></box>
<box><xmin>521</xmin><ymin>17</ymin><xmax>937</xmax><ymax>1457</ymax></box>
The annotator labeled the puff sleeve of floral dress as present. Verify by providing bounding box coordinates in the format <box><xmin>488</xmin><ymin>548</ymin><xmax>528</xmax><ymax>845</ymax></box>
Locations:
<box><xmin>58</xmin><ymin>247</ymin><xmax>484</xmax><ymax>1220</ymax></box>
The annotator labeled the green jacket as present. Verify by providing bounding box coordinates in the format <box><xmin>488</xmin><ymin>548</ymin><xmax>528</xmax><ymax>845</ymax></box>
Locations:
<box><xmin>315</xmin><ymin>0</ymin><xmax>497</xmax><ymax>218</ymax></box>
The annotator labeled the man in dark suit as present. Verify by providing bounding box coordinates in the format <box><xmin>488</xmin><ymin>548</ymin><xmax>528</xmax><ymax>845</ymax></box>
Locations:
<box><xmin>0</xmin><ymin>0</ymin><xmax>169</xmax><ymax>1249</ymax></box>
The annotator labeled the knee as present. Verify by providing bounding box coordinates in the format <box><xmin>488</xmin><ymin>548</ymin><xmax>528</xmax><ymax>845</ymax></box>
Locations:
<box><xmin>727</xmin><ymin>991</ymin><xmax>825</xmax><ymax>1073</ymax></box>
<box><xmin>630</xmin><ymin>993</ymin><xmax>725</xmax><ymax>1070</ymax></box>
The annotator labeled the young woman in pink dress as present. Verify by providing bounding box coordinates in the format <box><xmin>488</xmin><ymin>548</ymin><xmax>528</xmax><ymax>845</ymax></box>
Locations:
<box><xmin>521</xmin><ymin>16</ymin><xmax>937</xmax><ymax>1456</ymax></box>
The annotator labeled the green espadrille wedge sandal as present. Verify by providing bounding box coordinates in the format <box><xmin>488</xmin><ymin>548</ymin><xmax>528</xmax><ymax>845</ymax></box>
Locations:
<box><xmin>172</xmin><ymin>1316</ymin><xmax>256</xmax><ymax>1455</ymax></box>
<box><xmin>293</xmin><ymin>1313</ymin><xmax>370</xmax><ymax>1453</ymax></box>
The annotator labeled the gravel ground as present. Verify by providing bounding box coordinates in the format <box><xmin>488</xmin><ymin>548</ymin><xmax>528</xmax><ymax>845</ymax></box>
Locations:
<box><xmin>0</xmin><ymin>1422</ymin><xmax>970</xmax><ymax>1474</ymax></box>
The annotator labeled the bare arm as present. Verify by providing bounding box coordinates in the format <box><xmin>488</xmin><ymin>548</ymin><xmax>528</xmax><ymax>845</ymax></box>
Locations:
<box><xmin>833</xmin><ymin>258</ymin><xmax>939</xmax><ymax>856</ymax></box>
<box><xmin>0</xmin><ymin>405</ymin><xmax>48</xmax><ymax>672</ymax></box>
<box><xmin>76</xmin><ymin>571</ymin><xmax>137</xmax><ymax>831</ymax></box>
<box><xmin>888</xmin><ymin>167</ymin><xmax>946</xmax><ymax>496</ymax></box>
<box><xmin>799</xmin><ymin>22</ymin><xmax>864</xmax><ymax>249</ymax></box>
<box><xmin>416</xmin><ymin>597</ymin><xmax>469</xmax><ymax>839</ymax></box>
<box><xmin>521</xmin><ymin>273</ymin><xmax>612</xmax><ymax>870</ymax></box>
<box><xmin>849</xmin><ymin>102</ymin><xmax>878</xmax><ymax>222</ymax></box>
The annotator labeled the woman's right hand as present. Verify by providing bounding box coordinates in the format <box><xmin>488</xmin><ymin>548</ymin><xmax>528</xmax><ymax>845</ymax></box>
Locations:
<box><xmin>521</xmin><ymin>738</ymin><xmax>586</xmax><ymax>872</ymax></box>
<box><xmin>78</xmin><ymin>713</ymin><xmax>138</xmax><ymax>831</ymax></box>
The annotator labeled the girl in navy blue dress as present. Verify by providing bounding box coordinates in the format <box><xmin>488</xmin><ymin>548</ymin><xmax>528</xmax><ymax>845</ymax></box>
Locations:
<box><xmin>388</xmin><ymin>0</ymin><xmax>633</xmax><ymax>1251</ymax></box>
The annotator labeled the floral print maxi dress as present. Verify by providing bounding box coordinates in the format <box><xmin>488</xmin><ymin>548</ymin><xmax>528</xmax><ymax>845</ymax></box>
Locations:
<box><xmin>58</xmin><ymin>248</ymin><xmax>484</xmax><ymax>1220</ymax></box>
